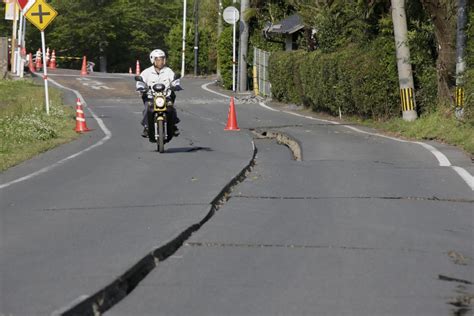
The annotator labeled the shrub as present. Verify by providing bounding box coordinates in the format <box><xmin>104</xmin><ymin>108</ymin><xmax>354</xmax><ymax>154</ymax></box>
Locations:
<box><xmin>463</xmin><ymin>10</ymin><xmax>474</xmax><ymax>124</ymax></box>
<box><xmin>269</xmin><ymin>42</ymin><xmax>399</xmax><ymax>120</ymax></box>
<box><xmin>268</xmin><ymin>50</ymin><xmax>305</xmax><ymax>104</ymax></box>
<box><xmin>217</xmin><ymin>27</ymin><xmax>234</xmax><ymax>89</ymax></box>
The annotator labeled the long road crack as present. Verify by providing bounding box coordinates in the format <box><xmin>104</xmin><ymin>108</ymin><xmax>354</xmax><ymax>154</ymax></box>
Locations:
<box><xmin>233</xmin><ymin>195</ymin><xmax>474</xmax><ymax>203</ymax></box>
<box><xmin>42</xmin><ymin>203</ymin><xmax>209</xmax><ymax>212</ymax></box>
<box><xmin>59</xmin><ymin>143</ymin><xmax>258</xmax><ymax>316</ymax></box>
<box><xmin>184</xmin><ymin>241</ymin><xmax>430</xmax><ymax>254</ymax></box>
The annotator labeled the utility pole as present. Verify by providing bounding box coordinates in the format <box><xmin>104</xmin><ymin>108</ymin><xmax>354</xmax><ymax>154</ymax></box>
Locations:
<box><xmin>99</xmin><ymin>41</ymin><xmax>108</xmax><ymax>72</ymax></box>
<box><xmin>391</xmin><ymin>0</ymin><xmax>417</xmax><ymax>121</ymax></box>
<box><xmin>239</xmin><ymin>0</ymin><xmax>249</xmax><ymax>92</ymax></box>
<box><xmin>194</xmin><ymin>0</ymin><xmax>199</xmax><ymax>76</ymax></box>
<box><xmin>217</xmin><ymin>0</ymin><xmax>223</xmax><ymax>81</ymax></box>
<box><xmin>455</xmin><ymin>0</ymin><xmax>467</xmax><ymax>117</ymax></box>
<box><xmin>181</xmin><ymin>0</ymin><xmax>187</xmax><ymax>77</ymax></box>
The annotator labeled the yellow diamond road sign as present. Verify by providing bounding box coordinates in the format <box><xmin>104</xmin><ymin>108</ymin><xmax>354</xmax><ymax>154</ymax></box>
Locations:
<box><xmin>25</xmin><ymin>0</ymin><xmax>58</xmax><ymax>31</ymax></box>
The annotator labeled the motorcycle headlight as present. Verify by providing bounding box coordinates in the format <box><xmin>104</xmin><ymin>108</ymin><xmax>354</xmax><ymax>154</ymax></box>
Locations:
<box><xmin>155</xmin><ymin>97</ymin><xmax>166</xmax><ymax>108</ymax></box>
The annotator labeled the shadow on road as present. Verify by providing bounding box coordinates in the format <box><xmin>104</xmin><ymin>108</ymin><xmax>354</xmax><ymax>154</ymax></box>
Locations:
<box><xmin>161</xmin><ymin>146</ymin><xmax>213</xmax><ymax>153</ymax></box>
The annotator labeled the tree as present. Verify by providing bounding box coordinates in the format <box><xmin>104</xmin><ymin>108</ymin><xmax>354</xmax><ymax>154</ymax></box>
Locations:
<box><xmin>22</xmin><ymin>0</ymin><xmax>184</xmax><ymax>72</ymax></box>
<box><xmin>419</xmin><ymin>0</ymin><xmax>458</xmax><ymax>103</ymax></box>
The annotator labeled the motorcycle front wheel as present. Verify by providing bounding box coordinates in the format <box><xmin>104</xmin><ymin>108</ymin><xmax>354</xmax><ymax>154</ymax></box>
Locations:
<box><xmin>157</xmin><ymin>119</ymin><xmax>165</xmax><ymax>153</ymax></box>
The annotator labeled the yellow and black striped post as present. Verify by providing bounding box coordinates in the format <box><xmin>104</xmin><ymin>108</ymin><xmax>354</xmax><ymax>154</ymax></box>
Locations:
<box><xmin>400</xmin><ymin>87</ymin><xmax>415</xmax><ymax>112</ymax></box>
<box><xmin>253</xmin><ymin>65</ymin><xmax>259</xmax><ymax>96</ymax></box>
<box><xmin>455</xmin><ymin>86</ymin><xmax>465</xmax><ymax>108</ymax></box>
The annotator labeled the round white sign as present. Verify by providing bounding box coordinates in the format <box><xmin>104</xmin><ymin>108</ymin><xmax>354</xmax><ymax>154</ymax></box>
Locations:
<box><xmin>223</xmin><ymin>6</ymin><xmax>239</xmax><ymax>24</ymax></box>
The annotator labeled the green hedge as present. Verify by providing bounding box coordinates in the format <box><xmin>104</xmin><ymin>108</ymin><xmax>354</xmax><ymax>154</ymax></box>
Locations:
<box><xmin>269</xmin><ymin>43</ymin><xmax>400</xmax><ymax>119</ymax></box>
<box><xmin>217</xmin><ymin>27</ymin><xmax>233</xmax><ymax>90</ymax></box>
<box><xmin>463</xmin><ymin>11</ymin><xmax>474</xmax><ymax>124</ymax></box>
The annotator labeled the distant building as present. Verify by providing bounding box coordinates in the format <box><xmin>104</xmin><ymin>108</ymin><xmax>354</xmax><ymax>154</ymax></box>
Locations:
<box><xmin>263</xmin><ymin>14</ymin><xmax>316</xmax><ymax>51</ymax></box>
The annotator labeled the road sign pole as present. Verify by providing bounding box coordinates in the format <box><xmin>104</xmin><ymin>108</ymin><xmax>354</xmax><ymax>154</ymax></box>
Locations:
<box><xmin>11</xmin><ymin>3</ymin><xmax>18</xmax><ymax>74</ymax></box>
<box><xmin>40</xmin><ymin>31</ymin><xmax>50</xmax><ymax>115</ymax></box>
<box><xmin>223</xmin><ymin>6</ymin><xmax>239</xmax><ymax>92</ymax></box>
<box><xmin>181</xmin><ymin>0</ymin><xmax>187</xmax><ymax>77</ymax></box>
<box><xmin>16</xmin><ymin>13</ymin><xmax>23</xmax><ymax>76</ymax></box>
<box><xmin>232</xmin><ymin>10</ymin><xmax>236</xmax><ymax>92</ymax></box>
<box><xmin>24</xmin><ymin>0</ymin><xmax>58</xmax><ymax>115</ymax></box>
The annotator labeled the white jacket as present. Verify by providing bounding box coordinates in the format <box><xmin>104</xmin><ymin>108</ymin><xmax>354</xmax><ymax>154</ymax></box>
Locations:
<box><xmin>138</xmin><ymin>65</ymin><xmax>175</xmax><ymax>96</ymax></box>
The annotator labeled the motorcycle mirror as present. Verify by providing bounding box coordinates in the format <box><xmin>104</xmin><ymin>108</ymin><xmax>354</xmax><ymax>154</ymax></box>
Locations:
<box><xmin>134</xmin><ymin>76</ymin><xmax>144</xmax><ymax>82</ymax></box>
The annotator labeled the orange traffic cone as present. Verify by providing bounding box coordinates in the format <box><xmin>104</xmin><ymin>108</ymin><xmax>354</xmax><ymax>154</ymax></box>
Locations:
<box><xmin>28</xmin><ymin>53</ymin><xmax>36</xmax><ymax>72</ymax></box>
<box><xmin>224</xmin><ymin>97</ymin><xmax>240</xmax><ymax>131</ymax></box>
<box><xmin>46</xmin><ymin>47</ymin><xmax>50</xmax><ymax>67</ymax></box>
<box><xmin>135</xmin><ymin>60</ymin><xmax>140</xmax><ymax>75</ymax></box>
<box><xmin>35</xmin><ymin>48</ymin><xmax>42</xmax><ymax>70</ymax></box>
<box><xmin>49</xmin><ymin>50</ymin><xmax>57</xmax><ymax>69</ymax></box>
<box><xmin>75</xmin><ymin>98</ymin><xmax>91</xmax><ymax>133</ymax></box>
<box><xmin>81</xmin><ymin>56</ymin><xmax>88</xmax><ymax>76</ymax></box>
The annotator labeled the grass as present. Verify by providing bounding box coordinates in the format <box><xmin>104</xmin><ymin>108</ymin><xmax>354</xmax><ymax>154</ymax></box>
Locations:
<box><xmin>0</xmin><ymin>79</ymin><xmax>79</xmax><ymax>171</ymax></box>
<box><xmin>353</xmin><ymin>109</ymin><xmax>474</xmax><ymax>157</ymax></box>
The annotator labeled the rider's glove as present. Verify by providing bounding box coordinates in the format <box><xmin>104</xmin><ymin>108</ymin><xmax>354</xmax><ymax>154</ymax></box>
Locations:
<box><xmin>136</xmin><ymin>81</ymin><xmax>147</xmax><ymax>93</ymax></box>
<box><xmin>171</xmin><ymin>79</ymin><xmax>183</xmax><ymax>91</ymax></box>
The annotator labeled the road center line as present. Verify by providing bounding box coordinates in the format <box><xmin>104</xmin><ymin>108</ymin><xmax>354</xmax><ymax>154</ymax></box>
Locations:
<box><xmin>0</xmin><ymin>78</ymin><xmax>112</xmax><ymax>190</ymax></box>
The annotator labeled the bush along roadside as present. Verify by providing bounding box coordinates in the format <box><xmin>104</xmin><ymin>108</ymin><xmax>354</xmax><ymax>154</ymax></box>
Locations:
<box><xmin>267</xmin><ymin>34</ymin><xmax>473</xmax><ymax>156</ymax></box>
<box><xmin>0</xmin><ymin>79</ymin><xmax>79</xmax><ymax>171</ymax></box>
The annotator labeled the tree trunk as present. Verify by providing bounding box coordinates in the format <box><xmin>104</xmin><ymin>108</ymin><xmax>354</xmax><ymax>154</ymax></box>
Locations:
<box><xmin>420</xmin><ymin>0</ymin><xmax>457</xmax><ymax>104</ymax></box>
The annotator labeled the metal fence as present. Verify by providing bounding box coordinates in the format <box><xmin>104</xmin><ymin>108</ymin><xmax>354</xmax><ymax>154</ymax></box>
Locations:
<box><xmin>254</xmin><ymin>47</ymin><xmax>271</xmax><ymax>98</ymax></box>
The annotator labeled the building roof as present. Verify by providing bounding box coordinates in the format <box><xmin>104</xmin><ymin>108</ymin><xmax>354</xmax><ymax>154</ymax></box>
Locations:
<box><xmin>264</xmin><ymin>14</ymin><xmax>305</xmax><ymax>35</ymax></box>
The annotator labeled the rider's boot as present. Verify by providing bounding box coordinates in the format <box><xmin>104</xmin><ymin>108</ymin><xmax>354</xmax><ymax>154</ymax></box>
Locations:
<box><xmin>141</xmin><ymin>126</ymin><xmax>148</xmax><ymax>138</ymax></box>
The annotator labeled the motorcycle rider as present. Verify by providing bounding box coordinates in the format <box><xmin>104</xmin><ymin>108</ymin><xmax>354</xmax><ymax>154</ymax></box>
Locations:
<box><xmin>137</xmin><ymin>49</ymin><xmax>180</xmax><ymax>138</ymax></box>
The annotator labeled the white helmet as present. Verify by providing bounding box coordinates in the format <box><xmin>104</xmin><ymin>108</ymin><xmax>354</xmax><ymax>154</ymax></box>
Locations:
<box><xmin>149</xmin><ymin>49</ymin><xmax>166</xmax><ymax>64</ymax></box>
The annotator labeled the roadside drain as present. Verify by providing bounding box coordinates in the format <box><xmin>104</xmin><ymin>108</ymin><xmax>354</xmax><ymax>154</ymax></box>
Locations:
<box><xmin>57</xmin><ymin>143</ymin><xmax>257</xmax><ymax>316</ymax></box>
<box><xmin>251</xmin><ymin>129</ymin><xmax>302</xmax><ymax>161</ymax></box>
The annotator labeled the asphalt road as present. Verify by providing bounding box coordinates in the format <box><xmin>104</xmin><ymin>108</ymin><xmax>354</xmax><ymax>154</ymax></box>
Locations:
<box><xmin>1</xmin><ymin>69</ymin><xmax>473</xmax><ymax>316</ymax></box>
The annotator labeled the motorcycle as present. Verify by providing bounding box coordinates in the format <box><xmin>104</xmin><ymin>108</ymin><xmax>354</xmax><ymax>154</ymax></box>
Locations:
<box><xmin>135</xmin><ymin>74</ymin><xmax>182</xmax><ymax>153</ymax></box>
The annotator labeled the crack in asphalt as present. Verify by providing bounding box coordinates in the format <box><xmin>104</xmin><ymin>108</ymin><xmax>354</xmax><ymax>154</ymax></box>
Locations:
<box><xmin>252</xmin><ymin>129</ymin><xmax>303</xmax><ymax>161</ymax></box>
<box><xmin>442</xmin><ymin>277</ymin><xmax>474</xmax><ymax>316</ymax></box>
<box><xmin>42</xmin><ymin>203</ymin><xmax>209</xmax><ymax>212</ymax></box>
<box><xmin>184</xmin><ymin>241</ymin><xmax>430</xmax><ymax>254</ymax></box>
<box><xmin>58</xmin><ymin>144</ymin><xmax>258</xmax><ymax>316</ymax></box>
<box><xmin>233</xmin><ymin>195</ymin><xmax>474</xmax><ymax>203</ymax></box>
<box><xmin>449</xmin><ymin>293</ymin><xmax>474</xmax><ymax>316</ymax></box>
<box><xmin>56</xmin><ymin>120</ymin><xmax>471</xmax><ymax>315</ymax></box>
<box><xmin>439</xmin><ymin>275</ymin><xmax>473</xmax><ymax>285</ymax></box>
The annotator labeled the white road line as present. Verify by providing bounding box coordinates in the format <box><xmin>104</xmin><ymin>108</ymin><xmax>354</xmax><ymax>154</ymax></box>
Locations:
<box><xmin>51</xmin><ymin>295</ymin><xmax>89</xmax><ymax>316</ymax></box>
<box><xmin>450</xmin><ymin>166</ymin><xmax>474</xmax><ymax>190</ymax></box>
<box><xmin>201</xmin><ymin>81</ymin><xmax>474</xmax><ymax>191</ymax></box>
<box><xmin>201</xmin><ymin>81</ymin><xmax>232</xmax><ymax>99</ymax></box>
<box><xmin>0</xmin><ymin>78</ymin><xmax>112</xmax><ymax>190</ymax></box>
<box><xmin>260</xmin><ymin>102</ymin><xmax>279</xmax><ymax>112</ymax></box>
